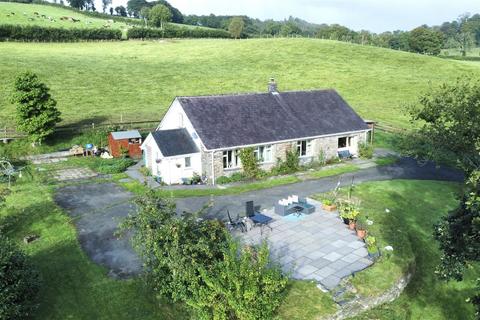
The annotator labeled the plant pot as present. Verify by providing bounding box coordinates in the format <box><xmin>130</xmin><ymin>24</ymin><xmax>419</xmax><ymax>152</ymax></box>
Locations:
<box><xmin>342</xmin><ymin>217</ymin><xmax>349</xmax><ymax>225</ymax></box>
<box><xmin>322</xmin><ymin>204</ymin><xmax>337</xmax><ymax>212</ymax></box>
<box><xmin>368</xmin><ymin>250</ymin><xmax>380</xmax><ymax>259</ymax></box>
<box><xmin>356</xmin><ymin>229</ymin><xmax>367</xmax><ymax>239</ymax></box>
<box><xmin>348</xmin><ymin>220</ymin><xmax>356</xmax><ymax>230</ymax></box>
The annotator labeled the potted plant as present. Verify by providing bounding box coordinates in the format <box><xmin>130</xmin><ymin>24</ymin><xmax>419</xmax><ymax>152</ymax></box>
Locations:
<box><xmin>355</xmin><ymin>215</ymin><xmax>368</xmax><ymax>239</ymax></box>
<box><xmin>322</xmin><ymin>198</ymin><xmax>337</xmax><ymax>212</ymax></box>
<box><xmin>320</xmin><ymin>191</ymin><xmax>337</xmax><ymax>211</ymax></box>
<box><xmin>365</xmin><ymin>235</ymin><xmax>380</xmax><ymax>259</ymax></box>
<box><xmin>347</xmin><ymin>208</ymin><xmax>359</xmax><ymax>230</ymax></box>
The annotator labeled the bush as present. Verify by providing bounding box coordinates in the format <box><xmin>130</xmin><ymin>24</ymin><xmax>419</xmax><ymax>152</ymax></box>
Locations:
<box><xmin>216</xmin><ymin>172</ymin><xmax>247</xmax><ymax>184</ymax></box>
<box><xmin>0</xmin><ymin>24</ymin><xmax>122</xmax><ymax>42</ymax></box>
<box><xmin>358</xmin><ymin>142</ymin><xmax>374</xmax><ymax>159</ymax></box>
<box><xmin>193</xmin><ymin>239</ymin><xmax>288</xmax><ymax>319</ymax></box>
<box><xmin>272</xmin><ymin>150</ymin><xmax>300</xmax><ymax>175</ymax></box>
<box><xmin>127</xmin><ymin>25</ymin><xmax>231</xmax><ymax>39</ymax></box>
<box><xmin>95</xmin><ymin>158</ymin><xmax>134</xmax><ymax>174</ymax></box>
<box><xmin>0</xmin><ymin>235</ymin><xmax>41</xmax><ymax>320</ymax></box>
<box><xmin>238</xmin><ymin>147</ymin><xmax>260</xmax><ymax>179</ymax></box>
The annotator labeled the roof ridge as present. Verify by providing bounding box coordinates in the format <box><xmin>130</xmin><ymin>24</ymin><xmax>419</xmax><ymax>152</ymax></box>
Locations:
<box><xmin>177</xmin><ymin>88</ymin><xmax>336</xmax><ymax>100</ymax></box>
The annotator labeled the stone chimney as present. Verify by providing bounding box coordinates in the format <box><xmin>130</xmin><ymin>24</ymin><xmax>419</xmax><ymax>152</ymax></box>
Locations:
<box><xmin>268</xmin><ymin>78</ymin><xmax>278</xmax><ymax>93</ymax></box>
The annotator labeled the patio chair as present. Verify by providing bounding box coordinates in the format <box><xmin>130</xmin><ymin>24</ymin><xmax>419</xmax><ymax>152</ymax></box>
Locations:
<box><xmin>338</xmin><ymin>150</ymin><xmax>353</xmax><ymax>159</ymax></box>
<box><xmin>227</xmin><ymin>210</ymin><xmax>246</xmax><ymax>233</ymax></box>
<box><xmin>246</xmin><ymin>201</ymin><xmax>272</xmax><ymax>232</ymax></box>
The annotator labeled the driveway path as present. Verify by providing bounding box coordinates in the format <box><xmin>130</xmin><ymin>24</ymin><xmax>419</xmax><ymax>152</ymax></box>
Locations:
<box><xmin>55</xmin><ymin>157</ymin><xmax>462</xmax><ymax>278</ymax></box>
<box><xmin>176</xmin><ymin>158</ymin><xmax>463</xmax><ymax>219</ymax></box>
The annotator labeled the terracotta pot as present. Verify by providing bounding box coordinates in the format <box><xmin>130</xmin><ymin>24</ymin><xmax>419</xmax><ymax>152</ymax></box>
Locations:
<box><xmin>322</xmin><ymin>204</ymin><xmax>337</xmax><ymax>212</ymax></box>
<box><xmin>356</xmin><ymin>229</ymin><xmax>366</xmax><ymax>239</ymax></box>
<box><xmin>348</xmin><ymin>220</ymin><xmax>356</xmax><ymax>230</ymax></box>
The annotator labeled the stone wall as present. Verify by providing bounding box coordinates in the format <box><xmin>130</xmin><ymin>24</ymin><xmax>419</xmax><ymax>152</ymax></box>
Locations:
<box><xmin>323</xmin><ymin>268</ymin><xmax>414</xmax><ymax>320</ymax></box>
<box><xmin>200</xmin><ymin>132</ymin><xmax>368</xmax><ymax>184</ymax></box>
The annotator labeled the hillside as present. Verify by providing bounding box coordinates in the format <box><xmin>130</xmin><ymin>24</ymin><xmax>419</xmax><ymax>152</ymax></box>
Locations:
<box><xmin>0</xmin><ymin>2</ymin><xmax>131</xmax><ymax>30</ymax></box>
<box><xmin>1</xmin><ymin>38</ymin><xmax>479</xmax><ymax>128</ymax></box>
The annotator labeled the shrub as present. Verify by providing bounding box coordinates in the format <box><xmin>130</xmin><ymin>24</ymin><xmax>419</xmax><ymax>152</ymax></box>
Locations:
<box><xmin>95</xmin><ymin>158</ymin><xmax>134</xmax><ymax>174</ymax></box>
<box><xmin>0</xmin><ymin>25</ymin><xmax>122</xmax><ymax>42</ymax></box>
<box><xmin>272</xmin><ymin>149</ymin><xmax>300</xmax><ymax>175</ymax></box>
<box><xmin>358</xmin><ymin>142</ymin><xmax>374</xmax><ymax>159</ymax></box>
<box><xmin>127</xmin><ymin>25</ymin><xmax>230</xmax><ymax>39</ymax></box>
<box><xmin>193</xmin><ymin>239</ymin><xmax>288</xmax><ymax>319</ymax></box>
<box><xmin>365</xmin><ymin>235</ymin><xmax>378</xmax><ymax>253</ymax></box>
<box><xmin>355</xmin><ymin>215</ymin><xmax>368</xmax><ymax>231</ymax></box>
<box><xmin>216</xmin><ymin>172</ymin><xmax>247</xmax><ymax>185</ymax></box>
<box><xmin>238</xmin><ymin>147</ymin><xmax>260</xmax><ymax>179</ymax></box>
<box><xmin>0</xmin><ymin>235</ymin><xmax>41</xmax><ymax>320</ymax></box>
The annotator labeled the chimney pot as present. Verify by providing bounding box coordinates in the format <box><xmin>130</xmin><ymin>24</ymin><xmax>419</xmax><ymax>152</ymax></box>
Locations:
<box><xmin>268</xmin><ymin>78</ymin><xmax>278</xmax><ymax>93</ymax></box>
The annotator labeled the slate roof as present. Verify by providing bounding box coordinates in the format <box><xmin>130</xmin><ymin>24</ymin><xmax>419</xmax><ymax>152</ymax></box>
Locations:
<box><xmin>178</xmin><ymin>90</ymin><xmax>369</xmax><ymax>150</ymax></box>
<box><xmin>151</xmin><ymin>128</ymin><xmax>199</xmax><ymax>157</ymax></box>
<box><xmin>111</xmin><ymin>130</ymin><xmax>141</xmax><ymax>140</ymax></box>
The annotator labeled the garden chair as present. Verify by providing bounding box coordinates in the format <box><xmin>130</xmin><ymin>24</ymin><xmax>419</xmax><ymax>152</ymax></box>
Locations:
<box><xmin>227</xmin><ymin>210</ymin><xmax>246</xmax><ymax>233</ymax></box>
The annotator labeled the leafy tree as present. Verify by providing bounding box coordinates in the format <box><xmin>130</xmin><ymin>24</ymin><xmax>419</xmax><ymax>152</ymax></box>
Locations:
<box><xmin>115</xmin><ymin>6</ymin><xmax>127</xmax><ymax>17</ymax></box>
<box><xmin>408</xmin><ymin>26</ymin><xmax>443</xmax><ymax>55</ymax></box>
<box><xmin>193</xmin><ymin>239</ymin><xmax>288</xmax><ymax>319</ymax></box>
<box><xmin>66</xmin><ymin>0</ymin><xmax>86</xmax><ymax>9</ymax></box>
<box><xmin>279</xmin><ymin>21</ymin><xmax>302</xmax><ymax>37</ymax></box>
<box><xmin>11</xmin><ymin>72</ymin><xmax>61</xmax><ymax>146</ymax></box>
<box><xmin>0</xmin><ymin>235</ymin><xmax>41</xmax><ymax>320</ymax></box>
<box><xmin>139</xmin><ymin>7</ymin><xmax>150</xmax><ymax>25</ymax></box>
<box><xmin>454</xmin><ymin>14</ymin><xmax>476</xmax><ymax>56</ymax></box>
<box><xmin>405</xmin><ymin>78</ymin><xmax>480</xmax><ymax>313</ymax></box>
<box><xmin>101</xmin><ymin>0</ymin><xmax>112</xmax><ymax>13</ymax></box>
<box><xmin>228</xmin><ymin>17</ymin><xmax>245</xmax><ymax>39</ymax></box>
<box><xmin>109</xmin><ymin>7</ymin><xmax>113</xmax><ymax>15</ymax></box>
<box><xmin>149</xmin><ymin>4</ymin><xmax>172</xmax><ymax>29</ymax></box>
<box><xmin>120</xmin><ymin>190</ymin><xmax>288</xmax><ymax>319</ymax></box>
<box><xmin>126</xmin><ymin>0</ymin><xmax>147</xmax><ymax>18</ymax></box>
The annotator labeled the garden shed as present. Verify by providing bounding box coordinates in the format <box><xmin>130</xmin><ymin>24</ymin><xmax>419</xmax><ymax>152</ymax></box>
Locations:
<box><xmin>108</xmin><ymin>130</ymin><xmax>142</xmax><ymax>158</ymax></box>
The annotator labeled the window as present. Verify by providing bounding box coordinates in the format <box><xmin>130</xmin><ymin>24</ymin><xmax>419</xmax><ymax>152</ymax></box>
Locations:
<box><xmin>254</xmin><ymin>145</ymin><xmax>272</xmax><ymax>163</ymax></box>
<box><xmin>338</xmin><ymin>137</ymin><xmax>353</xmax><ymax>149</ymax></box>
<box><xmin>185</xmin><ymin>157</ymin><xmax>191</xmax><ymax>168</ymax></box>
<box><xmin>297</xmin><ymin>140</ymin><xmax>312</xmax><ymax>157</ymax></box>
<box><xmin>223</xmin><ymin>150</ymin><xmax>241</xmax><ymax>169</ymax></box>
<box><xmin>338</xmin><ymin>137</ymin><xmax>348</xmax><ymax>148</ymax></box>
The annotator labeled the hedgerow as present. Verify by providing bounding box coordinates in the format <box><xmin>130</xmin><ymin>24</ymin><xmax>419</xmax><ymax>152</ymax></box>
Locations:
<box><xmin>0</xmin><ymin>24</ymin><xmax>122</xmax><ymax>41</ymax></box>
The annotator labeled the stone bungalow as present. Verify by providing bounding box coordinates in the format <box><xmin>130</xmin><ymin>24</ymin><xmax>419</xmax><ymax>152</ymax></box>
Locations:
<box><xmin>141</xmin><ymin>81</ymin><xmax>370</xmax><ymax>185</ymax></box>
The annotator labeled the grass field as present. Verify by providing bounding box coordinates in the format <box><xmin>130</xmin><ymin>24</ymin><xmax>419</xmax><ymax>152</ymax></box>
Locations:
<box><xmin>1</xmin><ymin>39</ymin><xmax>479</xmax><ymax>129</ymax></box>
<box><xmin>0</xmin><ymin>2</ymin><xmax>130</xmax><ymax>30</ymax></box>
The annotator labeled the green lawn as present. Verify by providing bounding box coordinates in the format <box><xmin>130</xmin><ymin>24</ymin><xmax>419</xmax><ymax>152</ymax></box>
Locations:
<box><xmin>0</xmin><ymin>179</ymin><xmax>188</xmax><ymax>320</ymax></box>
<box><xmin>0</xmin><ymin>2</ymin><xmax>130</xmax><ymax>30</ymax></box>
<box><xmin>1</xmin><ymin>171</ymin><xmax>477</xmax><ymax>319</ymax></box>
<box><xmin>316</xmin><ymin>180</ymin><xmax>478</xmax><ymax>319</ymax></box>
<box><xmin>1</xmin><ymin>39</ymin><xmax>479</xmax><ymax>130</ymax></box>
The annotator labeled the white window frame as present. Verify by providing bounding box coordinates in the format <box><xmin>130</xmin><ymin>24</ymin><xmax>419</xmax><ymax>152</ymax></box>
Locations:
<box><xmin>223</xmin><ymin>150</ymin><xmax>241</xmax><ymax>169</ymax></box>
<box><xmin>254</xmin><ymin>145</ymin><xmax>273</xmax><ymax>163</ymax></box>
<box><xmin>338</xmin><ymin>137</ymin><xmax>351</xmax><ymax>150</ymax></box>
<box><xmin>185</xmin><ymin>156</ymin><xmax>191</xmax><ymax>168</ymax></box>
<box><xmin>297</xmin><ymin>140</ymin><xmax>312</xmax><ymax>157</ymax></box>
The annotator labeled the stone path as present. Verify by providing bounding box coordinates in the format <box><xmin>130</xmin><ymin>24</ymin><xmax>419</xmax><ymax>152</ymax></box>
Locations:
<box><xmin>51</xmin><ymin>167</ymin><xmax>98</xmax><ymax>181</ymax></box>
<box><xmin>236</xmin><ymin>199</ymin><xmax>372</xmax><ymax>290</ymax></box>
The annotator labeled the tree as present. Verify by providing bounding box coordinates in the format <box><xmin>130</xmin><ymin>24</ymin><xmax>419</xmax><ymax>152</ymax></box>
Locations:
<box><xmin>115</xmin><ymin>6</ymin><xmax>127</xmax><ymax>17</ymax></box>
<box><xmin>11</xmin><ymin>72</ymin><xmax>61</xmax><ymax>146</ymax></box>
<box><xmin>409</xmin><ymin>26</ymin><xmax>444</xmax><ymax>55</ymax></box>
<box><xmin>228</xmin><ymin>17</ymin><xmax>244</xmax><ymax>39</ymax></box>
<box><xmin>109</xmin><ymin>7</ymin><xmax>113</xmax><ymax>15</ymax></box>
<box><xmin>101</xmin><ymin>0</ymin><xmax>112</xmax><ymax>13</ymax></box>
<box><xmin>149</xmin><ymin>4</ymin><xmax>172</xmax><ymax>29</ymax></box>
<box><xmin>66</xmin><ymin>0</ymin><xmax>86</xmax><ymax>9</ymax></box>
<box><xmin>454</xmin><ymin>14</ymin><xmax>475</xmax><ymax>56</ymax></box>
<box><xmin>120</xmin><ymin>190</ymin><xmax>288</xmax><ymax>319</ymax></box>
<box><xmin>0</xmin><ymin>235</ymin><xmax>41</xmax><ymax>319</ymax></box>
<box><xmin>404</xmin><ymin>78</ymin><xmax>480</xmax><ymax>313</ymax></box>
<box><xmin>139</xmin><ymin>7</ymin><xmax>150</xmax><ymax>26</ymax></box>
<box><xmin>126</xmin><ymin>0</ymin><xmax>147</xmax><ymax>18</ymax></box>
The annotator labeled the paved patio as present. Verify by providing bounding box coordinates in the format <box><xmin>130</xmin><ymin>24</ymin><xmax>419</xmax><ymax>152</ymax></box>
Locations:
<box><xmin>234</xmin><ymin>199</ymin><xmax>373</xmax><ymax>291</ymax></box>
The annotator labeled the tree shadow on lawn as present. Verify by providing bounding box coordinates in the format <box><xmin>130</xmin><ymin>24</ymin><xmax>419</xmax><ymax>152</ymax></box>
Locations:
<box><xmin>366</xmin><ymin>184</ymin><xmax>475</xmax><ymax>318</ymax></box>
